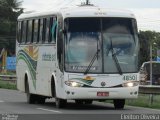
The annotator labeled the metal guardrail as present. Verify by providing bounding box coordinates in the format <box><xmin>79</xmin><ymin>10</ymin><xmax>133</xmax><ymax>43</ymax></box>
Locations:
<box><xmin>139</xmin><ymin>85</ymin><xmax>160</xmax><ymax>105</ymax></box>
<box><xmin>0</xmin><ymin>75</ymin><xmax>16</xmax><ymax>83</ymax></box>
<box><xmin>139</xmin><ymin>85</ymin><xmax>160</xmax><ymax>94</ymax></box>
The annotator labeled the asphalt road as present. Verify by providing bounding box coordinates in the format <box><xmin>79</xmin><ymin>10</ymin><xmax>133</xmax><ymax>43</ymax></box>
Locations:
<box><xmin>0</xmin><ymin>89</ymin><xmax>160</xmax><ymax>120</ymax></box>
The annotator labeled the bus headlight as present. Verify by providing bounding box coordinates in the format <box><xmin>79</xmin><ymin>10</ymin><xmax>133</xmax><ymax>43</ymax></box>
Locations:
<box><xmin>123</xmin><ymin>81</ymin><xmax>139</xmax><ymax>87</ymax></box>
<box><xmin>65</xmin><ymin>81</ymin><xmax>84</xmax><ymax>87</ymax></box>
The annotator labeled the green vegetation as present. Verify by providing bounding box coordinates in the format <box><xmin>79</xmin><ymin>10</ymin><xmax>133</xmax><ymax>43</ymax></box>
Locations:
<box><xmin>104</xmin><ymin>94</ymin><xmax>160</xmax><ymax>109</ymax></box>
<box><xmin>0</xmin><ymin>0</ymin><xmax>23</xmax><ymax>55</ymax></box>
<box><xmin>0</xmin><ymin>71</ymin><xmax>16</xmax><ymax>90</ymax></box>
<box><xmin>0</xmin><ymin>80</ymin><xmax>16</xmax><ymax>90</ymax></box>
<box><xmin>126</xmin><ymin>94</ymin><xmax>160</xmax><ymax>109</ymax></box>
<box><xmin>0</xmin><ymin>71</ymin><xmax>16</xmax><ymax>75</ymax></box>
<box><xmin>139</xmin><ymin>30</ymin><xmax>160</xmax><ymax>65</ymax></box>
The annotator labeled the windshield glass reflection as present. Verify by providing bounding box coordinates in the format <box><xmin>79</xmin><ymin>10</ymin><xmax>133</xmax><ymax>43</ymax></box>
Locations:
<box><xmin>64</xmin><ymin>18</ymin><xmax>139</xmax><ymax>73</ymax></box>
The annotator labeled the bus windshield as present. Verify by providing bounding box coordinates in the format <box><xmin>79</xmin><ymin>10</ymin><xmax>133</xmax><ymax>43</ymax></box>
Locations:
<box><xmin>64</xmin><ymin>18</ymin><xmax>139</xmax><ymax>74</ymax></box>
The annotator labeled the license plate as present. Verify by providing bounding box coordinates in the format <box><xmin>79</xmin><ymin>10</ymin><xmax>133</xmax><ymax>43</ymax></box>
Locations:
<box><xmin>97</xmin><ymin>92</ymin><xmax>109</xmax><ymax>97</ymax></box>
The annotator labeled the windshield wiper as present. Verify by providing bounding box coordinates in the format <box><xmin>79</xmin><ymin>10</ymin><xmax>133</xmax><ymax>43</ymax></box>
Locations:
<box><xmin>110</xmin><ymin>40</ymin><xmax>123</xmax><ymax>75</ymax></box>
<box><xmin>84</xmin><ymin>49</ymin><xmax>100</xmax><ymax>75</ymax></box>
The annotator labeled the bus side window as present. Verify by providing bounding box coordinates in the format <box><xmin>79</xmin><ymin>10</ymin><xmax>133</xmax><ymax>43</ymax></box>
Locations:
<box><xmin>27</xmin><ymin>20</ymin><xmax>33</xmax><ymax>43</ymax></box>
<box><xmin>17</xmin><ymin>21</ymin><xmax>22</xmax><ymax>43</ymax></box>
<box><xmin>45</xmin><ymin>18</ymin><xmax>50</xmax><ymax>43</ymax></box>
<box><xmin>33</xmin><ymin>19</ymin><xmax>39</xmax><ymax>43</ymax></box>
<box><xmin>49</xmin><ymin>17</ymin><xmax>57</xmax><ymax>43</ymax></box>
<box><xmin>31</xmin><ymin>20</ymin><xmax>34</xmax><ymax>43</ymax></box>
<box><xmin>37</xmin><ymin>19</ymin><xmax>40</xmax><ymax>43</ymax></box>
<box><xmin>48</xmin><ymin>17</ymin><xmax>53</xmax><ymax>43</ymax></box>
<box><xmin>42</xmin><ymin>18</ymin><xmax>46</xmax><ymax>43</ymax></box>
<box><xmin>22</xmin><ymin>21</ymin><xmax>27</xmax><ymax>43</ymax></box>
<box><xmin>39</xmin><ymin>19</ymin><xmax>43</xmax><ymax>43</ymax></box>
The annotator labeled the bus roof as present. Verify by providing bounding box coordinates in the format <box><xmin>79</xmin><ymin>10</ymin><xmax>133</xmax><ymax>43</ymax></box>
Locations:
<box><xmin>18</xmin><ymin>5</ymin><xmax>136</xmax><ymax>20</ymax></box>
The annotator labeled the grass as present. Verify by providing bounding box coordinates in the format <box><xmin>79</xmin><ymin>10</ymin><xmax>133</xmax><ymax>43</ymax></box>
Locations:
<box><xmin>0</xmin><ymin>80</ymin><xmax>17</xmax><ymax>90</ymax></box>
<box><xmin>0</xmin><ymin>71</ymin><xmax>16</xmax><ymax>90</ymax></box>
<box><xmin>104</xmin><ymin>94</ymin><xmax>160</xmax><ymax>109</ymax></box>
<box><xmin>126</xmin><ymin>94</ymin><xmax>160</xmax><ymax>109</ymax></box>
<box><xmin>0</xmin><ymin>71</ymin><xmax>16</xmax><ymax>75</ymax></box>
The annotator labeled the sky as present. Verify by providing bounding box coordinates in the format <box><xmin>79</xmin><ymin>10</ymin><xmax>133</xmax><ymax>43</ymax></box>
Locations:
<box><xmin>22</xmin><ymin>0</ymin><xmax>160</xmax><ymax>32</ymax></box>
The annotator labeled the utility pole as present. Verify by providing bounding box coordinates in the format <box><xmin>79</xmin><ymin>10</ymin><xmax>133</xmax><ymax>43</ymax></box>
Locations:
<box><xmin>149</xmin><ymin>43</ymin><xmax>153</xmax><ymax>105</ymax></box>
<box><xmin>86</xmin><ymin>0</ymin><xmax>89</xmax><ymax>5</ymax></box>
<box><xmin>2</xmin><ymin>49</ymin><xmax>7</xmax><ymax>73</ymax></box>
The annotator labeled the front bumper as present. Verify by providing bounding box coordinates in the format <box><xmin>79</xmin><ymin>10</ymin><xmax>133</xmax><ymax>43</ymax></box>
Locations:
<box><xmin>64</xmin><ymin>86</ymin><xmax>139</xmax><ymax>100</ymax></box>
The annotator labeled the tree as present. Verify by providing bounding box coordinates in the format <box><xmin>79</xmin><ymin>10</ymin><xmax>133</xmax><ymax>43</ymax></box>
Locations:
<box><xmin>0</xmin><ymin>0</ymin><xmax>23</xmax><ymax>20</ymax></box>
<box><xmin>139</xmin><ymin>30</ymin><xmax>160</xmax><ymax>65</ymax></box>
<box><xmin>0</xmin><ymin>0</ymin><xmax>23</xmax><ymax>34</ymax></box>
<box><xmin>0</xmin><ymin>0</ymin><xmax>23</xmax><ymax>56</ymax></box>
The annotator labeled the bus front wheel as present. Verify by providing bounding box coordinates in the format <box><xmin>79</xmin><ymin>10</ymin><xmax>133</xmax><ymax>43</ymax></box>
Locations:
<box><xmin>55</xmin><ymin>98</ymin><xmax>67</xmax><ymax>108</ymax></box>
<box><xmin>84</xmin><ymin>100</ymin><xmax>93</xmax><ymax>104</ymax></box>
<box><xmin>113</xmin><ymin>99</ymin><xmax>125</xmax><ymax>109</ymax></box>
<box><xmin>26</xmin><ymin>93</ymin><xmax>36</xmax><ymax>104</ymax></box>
<box><xmin>75</xmin><ymin>100</ymin><xmax>93</xmax><ymax>105</ymax></box>
<box><xmin>54</xmin><ymin>84</ymin><xmax>67</xmax><ymax>108</ymax></box>
<box><xmin>75</xmin><ymin>100</ymin><xmax>83</xmax><ymax>104</ymax></box>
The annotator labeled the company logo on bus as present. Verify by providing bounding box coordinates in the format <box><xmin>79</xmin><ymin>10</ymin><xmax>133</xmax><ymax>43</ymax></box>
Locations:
<box><xmin>101</xmin><ymin>82</ymin><xmax>106</xmax><ymax>87</ymax></box>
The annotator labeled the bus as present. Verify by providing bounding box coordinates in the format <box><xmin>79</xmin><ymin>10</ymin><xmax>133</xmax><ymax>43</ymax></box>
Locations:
<box><xmin>16</xmin><ymin>5</ymin><xmax>140</xmax><ymax>109</ymax></box>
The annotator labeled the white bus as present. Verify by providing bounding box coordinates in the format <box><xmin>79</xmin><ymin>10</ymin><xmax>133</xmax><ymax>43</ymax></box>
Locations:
<box><xmin>16</xmin><ymin>5</ymin><xmax>140</xmax><ymax>109</ymax></box>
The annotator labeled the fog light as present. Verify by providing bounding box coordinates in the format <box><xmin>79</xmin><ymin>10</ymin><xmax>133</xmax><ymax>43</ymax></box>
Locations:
<box><xmin>66</xmin><ymin>91</ymin><xmax>70</xmax><ymax>94</ymax></box>
<box><xmin>134</xmin><ymin>91</ymin><xmax>138</xmax><ymax>95</ymax></box>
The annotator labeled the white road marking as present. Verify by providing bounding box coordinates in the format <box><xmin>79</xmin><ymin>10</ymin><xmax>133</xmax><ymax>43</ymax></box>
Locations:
<box><xmin>37</xmin><ymin>108</ymin><xmax>62</xmax><ymax>113</ymax></box>
<box><xmin>0</xmin><ymin>100</ymin><xmax>4</xmax><ymax>102</ymax></box>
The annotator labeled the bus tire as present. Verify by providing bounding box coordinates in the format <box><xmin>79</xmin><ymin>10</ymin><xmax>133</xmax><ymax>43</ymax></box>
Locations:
<box><xmin>53</xmin><ymin>81</ymin><xmax>67</xmax><ymax>108</ymax></box>
<box><xmin>37</xmin><ymin>96</ymin><xmax>46</xmax><ymax>104</ymax></box>
<box><xmin>55</xmin><ymin>98</ymin><xmax>67</xmax><ymax>108</ymax></box>
<box><xmin>75</xmin><ymin>100</ymin><xmax>84</xmax><ymax>104</ymax></box>
<box><xmin>113</xmin><ymin>99</ymin><xmax>125</xmax><ymax>109</ymax></box>
<box><xmin>84</xmin><ymin>100</ymin><xmax>93</xmax><ymax>104</ymax></box>
<box><xmin>51</xmin><ymin>76</ymin><xmax>55</xmax><ymax>97</ymax></box>
<box><xmin>26</xmin><ymin>93</ymin><xmax>36</xmax><ymax>104</ymax></box>
<box><xmin>25</xmin><ymin>78</ymin><xmax>36</xmax><ymax>104</ymax></box>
